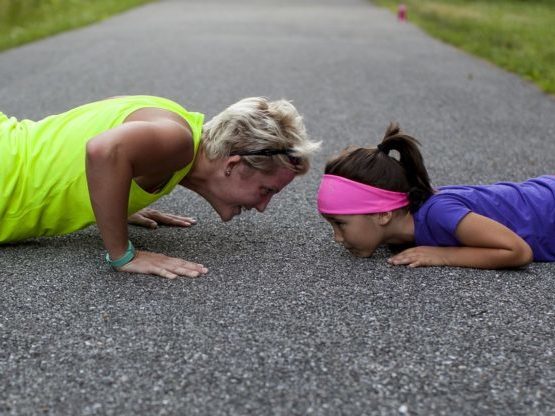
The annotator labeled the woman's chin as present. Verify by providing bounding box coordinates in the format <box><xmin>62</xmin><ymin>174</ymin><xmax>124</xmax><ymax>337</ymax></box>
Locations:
<box><xmin>220</xmin><ymin>213</ymin><xmax>233</xmax><ymax>222</ymax></box>
<box><xmin>219</xmin><ymin>210</ymin><xmax>237</xmax><ymax>222</ymax></box>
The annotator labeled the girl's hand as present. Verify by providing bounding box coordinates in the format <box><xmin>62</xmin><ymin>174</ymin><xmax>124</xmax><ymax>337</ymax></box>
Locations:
<box><xmin>116</xmin><ymin>250</ymin><xmax>208</xmax><ymax>279</ymax></box>
<box><xmin>388</xmin><ymin>246</ymin><xmax>448</xmax><ymax>268</ymax></box>
<box><xmin>128</xmin><ymin>208</ymin><xmax>197</xmax><ymax>229</ymax></box>
<box><xmin>388</xmin><ymin>213</ymin><xmax>533</xmax><ymax>269</ymax></box>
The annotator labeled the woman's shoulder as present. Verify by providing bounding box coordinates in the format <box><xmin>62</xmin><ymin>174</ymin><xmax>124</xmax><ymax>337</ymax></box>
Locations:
<box><xmin>103</xmin><ymin>95</ymin><xmax>181</xmax><ymax>108</ymax></box>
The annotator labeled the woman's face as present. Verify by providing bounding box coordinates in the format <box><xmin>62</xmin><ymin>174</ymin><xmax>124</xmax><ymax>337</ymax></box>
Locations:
<box><xmin>322</xmin><ymin>214</ymin><xmax>385</xmax><ymax>257</ymax></box>
<box><xmin>212</xmin><ymin>163</ymin><xmax>296</xmax><ymax>222</ymax></box>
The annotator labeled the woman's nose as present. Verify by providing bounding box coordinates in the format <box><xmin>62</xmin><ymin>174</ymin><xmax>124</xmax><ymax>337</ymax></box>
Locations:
<box><xmin>255</xmin><ymin>196</ymin><xmax>271</xmax><ymax>212</ymax></box>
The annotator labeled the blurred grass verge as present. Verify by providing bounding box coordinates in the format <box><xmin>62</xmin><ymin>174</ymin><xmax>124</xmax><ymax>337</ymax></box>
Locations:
<box><xmin>372</xmin><ymin>0</ymin><xmax>555</xmax><ymax>95</ymax></box>
<box><xmin>0</xmin><ymin>0</ymin><xmax>155</xmax><ymax>52</ymax></box>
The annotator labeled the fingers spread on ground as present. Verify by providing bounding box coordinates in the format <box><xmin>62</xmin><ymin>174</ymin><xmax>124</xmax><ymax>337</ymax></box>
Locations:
<box><xmin>175</xmin><ymin>216</ymin><xmax>196</xmax><ymax>224</ymax></box>
<box><xmin>172</xmin><ymin>220</ymin><xmax>193</xmax><ymax>227</ymax></box>
<box><xmin>180</xmin><ymin>268</ymin><xmax>201</xmax><ymax>278</ymax></box>
<box><xmin>171</xmin><ymin>216</ymin><xmax>196</xmax><ymax>224</ymax></box>
<box><xmin>136</xmin><ymin>216</ymin><xmax>157</xmax><ymax>228</ymax></box>
<box><xmin>159</xmin><ymin>268</ymin><xmax>177</xmax><ymax>279</ymax></box>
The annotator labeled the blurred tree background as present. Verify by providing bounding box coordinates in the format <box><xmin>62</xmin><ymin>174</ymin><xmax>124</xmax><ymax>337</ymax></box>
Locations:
<box><xmin>0</xmin><ymin>0</ymin><xmax>154</xmax><ymax>51</ymax></box>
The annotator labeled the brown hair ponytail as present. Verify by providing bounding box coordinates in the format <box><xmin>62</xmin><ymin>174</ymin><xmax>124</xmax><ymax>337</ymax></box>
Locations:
<box><xmin>324</xmin><ymin>122</ymin><xmax>434</xmax><ymax>212</ymax></box>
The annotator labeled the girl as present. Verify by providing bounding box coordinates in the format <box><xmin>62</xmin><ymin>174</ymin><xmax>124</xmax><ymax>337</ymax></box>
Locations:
<box><xmin>317</xmin><ymin>123</ymin><xmax>555</xmax><ymax>269</ymax></box>
<box><xmin>1</xmin><ymin>95</ymin><xmax>320</xmax><ymax>278</ymax></box>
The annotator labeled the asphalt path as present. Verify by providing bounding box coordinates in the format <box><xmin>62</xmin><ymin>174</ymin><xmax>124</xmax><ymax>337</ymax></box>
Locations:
<box><xmin>1</xmin><ymin>0</ymin><xmax>554</xmax><ymax>414</ymax></box>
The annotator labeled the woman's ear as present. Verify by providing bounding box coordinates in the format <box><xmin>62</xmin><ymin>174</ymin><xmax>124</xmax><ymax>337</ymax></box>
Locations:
<box><xmin>223</xmin><ymin>155</ymin><xmax>242</xmax><ymax>176</ymax></box>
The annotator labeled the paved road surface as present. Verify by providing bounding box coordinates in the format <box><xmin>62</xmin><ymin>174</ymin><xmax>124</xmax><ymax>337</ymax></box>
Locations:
<box><xmin>1</xmin><ymin>0</ymin><xmax>554</xmax><ymax>414</ymax></box>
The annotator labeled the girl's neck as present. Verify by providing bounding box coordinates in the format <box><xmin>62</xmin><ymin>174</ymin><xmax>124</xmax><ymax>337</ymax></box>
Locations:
<box><xmin>385</xmin><ymin>211</ymin><xmax>415</xmax><ymax>245</ymax></box>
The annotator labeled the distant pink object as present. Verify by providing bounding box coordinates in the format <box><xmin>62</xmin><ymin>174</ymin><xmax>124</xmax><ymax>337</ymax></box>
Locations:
<box><xmin>398</xmin><ymin>4</ymin><xmax>407</xmax><ymax>21</ymax></box>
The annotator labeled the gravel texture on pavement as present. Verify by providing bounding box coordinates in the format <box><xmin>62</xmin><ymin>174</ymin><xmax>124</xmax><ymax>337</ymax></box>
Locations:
<box><xmin>1</xmin><ymin>0</ymin><xmax>554</xmax><ymax>415</ymax></box>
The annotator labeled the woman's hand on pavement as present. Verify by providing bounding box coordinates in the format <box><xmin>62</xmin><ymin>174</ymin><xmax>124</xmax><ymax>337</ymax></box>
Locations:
<box><xmin>117</xmin><ymin>250</ymin><xmax>208</xmax><ymax>279</ymax></box>
<box><xmin>128</xmin><ymin>208</ymin><xmax>196</xmax><ymax>229</ymax></box>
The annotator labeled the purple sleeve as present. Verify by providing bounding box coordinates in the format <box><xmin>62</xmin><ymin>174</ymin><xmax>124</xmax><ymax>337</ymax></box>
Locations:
<box><xmin>421</xmin><ymin>197</ymin><xmax>472</xmax><ymax>246</ymax></box>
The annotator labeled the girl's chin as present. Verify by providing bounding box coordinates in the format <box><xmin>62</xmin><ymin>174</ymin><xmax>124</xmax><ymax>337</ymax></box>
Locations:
<box><xmin>348</xmin><ymin>248</ymin><xmax>373</xmax><ymax>258</ymax></box>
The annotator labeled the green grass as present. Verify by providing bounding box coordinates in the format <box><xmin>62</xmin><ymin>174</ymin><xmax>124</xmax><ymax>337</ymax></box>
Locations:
<box><xmin>0</xmin><ymin>0</ymin><xmax>155</xmax><ymax>52</ymax></box>
<box><xmin>372</xmin><ymin>0</ymin><xmax>555</xmax><ymax>95</ymax></box>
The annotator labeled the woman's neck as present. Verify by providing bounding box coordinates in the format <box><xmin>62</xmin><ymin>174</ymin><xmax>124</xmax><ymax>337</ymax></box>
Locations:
<box><xmin>179</xmin><ymin>148</ymin><xmax>216</xmax><ymax>197</ymax></box>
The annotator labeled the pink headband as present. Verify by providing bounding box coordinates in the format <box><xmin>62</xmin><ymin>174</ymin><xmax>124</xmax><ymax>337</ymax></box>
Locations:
<box><xmin>317</xmin><ymin>174</ymin><xmax>409</xmax><ymax>215</ymax></box>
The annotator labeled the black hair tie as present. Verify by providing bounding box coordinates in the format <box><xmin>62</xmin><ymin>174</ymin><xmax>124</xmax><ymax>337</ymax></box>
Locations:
<box><xmin>230</xmin><ymin>148</ymin><xmax>300</xmax><ymax>166</ymax></box>
<box><xmin>230</xmin><ymin>148</ymin><xmax>293</xmax><ymax>157</ymax></box>
<box><xmin>377</xmin><ymin>143</ymin><xmax>388</xmax><ymax>154</ymax></box>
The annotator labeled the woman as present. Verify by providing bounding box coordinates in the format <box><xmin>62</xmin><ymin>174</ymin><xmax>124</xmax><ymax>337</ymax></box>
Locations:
<box><xmin>1</xmin><ymin>95</ymin><xmax>320</xmax><ymax>278</ymax></box>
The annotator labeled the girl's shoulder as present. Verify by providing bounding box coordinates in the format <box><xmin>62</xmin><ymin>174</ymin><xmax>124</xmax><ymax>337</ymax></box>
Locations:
<box><xmin>413</xmin><ymin>192</ymin><xmax>470</xmax><ymax>246</ymax></box>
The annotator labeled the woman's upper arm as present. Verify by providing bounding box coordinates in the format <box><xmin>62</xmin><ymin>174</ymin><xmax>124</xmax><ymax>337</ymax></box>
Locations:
<box><xmin>86</xmin><ymin>120</ymin><xmax>194</xmax><ymax>176</ymax></box>
<box><xmin>455</xmin><ymin>212</ymin><xmax>533</xmax><ymax>260</ymax></box>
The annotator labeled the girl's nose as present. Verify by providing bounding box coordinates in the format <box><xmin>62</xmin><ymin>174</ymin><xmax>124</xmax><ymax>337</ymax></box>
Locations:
<box><xmin>333</xmin><ymin>229</ymin><xmax>343</xmax><ymax>243</ymax></box>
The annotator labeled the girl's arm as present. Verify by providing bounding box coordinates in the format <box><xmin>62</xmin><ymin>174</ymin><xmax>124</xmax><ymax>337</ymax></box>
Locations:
<box><xmin>86</xmin><ymin>120</ymin><xmax>207</xmax><ymax>278</ymax></box>
<box><xmin>388</xmin><ymin>213</ymin><xmax>534</xmax><ymax>269</ymax></box>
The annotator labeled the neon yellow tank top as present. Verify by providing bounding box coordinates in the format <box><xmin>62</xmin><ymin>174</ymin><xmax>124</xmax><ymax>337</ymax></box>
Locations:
<box><xmin>0</xmin><ymin>95</ymin><xmax>204</xmax><ymax>243</ymax></box>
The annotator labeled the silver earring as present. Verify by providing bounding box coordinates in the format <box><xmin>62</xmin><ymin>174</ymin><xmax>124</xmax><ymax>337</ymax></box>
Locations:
<box><xmin>225</xmin><ymin>169</ymin><xmax>231</xmax><ymax>176</ymax></box>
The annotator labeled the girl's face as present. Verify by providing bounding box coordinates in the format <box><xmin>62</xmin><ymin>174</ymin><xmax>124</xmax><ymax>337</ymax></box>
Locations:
<box><xmin>323</xmin><ymin>214</ymin><xmax>385</xmax><ymax>257</ymax></box>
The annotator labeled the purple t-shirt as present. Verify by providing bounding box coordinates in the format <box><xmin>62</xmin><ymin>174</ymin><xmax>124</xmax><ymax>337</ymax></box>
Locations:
<box><xmin>413</xmin><ymin>175</ymin><xmax>555</xmax><ymax>261</ymax></box>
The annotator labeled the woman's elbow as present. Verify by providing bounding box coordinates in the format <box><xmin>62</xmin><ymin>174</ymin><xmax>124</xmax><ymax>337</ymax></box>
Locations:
<box><xmin>86</xmin><ymin>138</ymin><xmax>110</xmax><ymax>163</ymax></box>
<box><xmin>86</xmin><ymin>138</ymin><xmax>122</xmax><ymax>171</ymax></box>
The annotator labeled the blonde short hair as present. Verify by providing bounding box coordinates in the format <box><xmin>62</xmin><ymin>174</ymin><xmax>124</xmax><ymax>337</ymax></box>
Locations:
<box><xmin>202</xmin><ymin>97</ymin><xmax>320</xmax><ymax>174</ymax></box>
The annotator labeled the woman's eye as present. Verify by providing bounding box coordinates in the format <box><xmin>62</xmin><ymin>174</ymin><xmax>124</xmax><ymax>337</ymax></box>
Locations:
<box><xmin>261</xmin><ymin>188</ymin><xmax>274</xmax><ymax>196</ymax></box>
